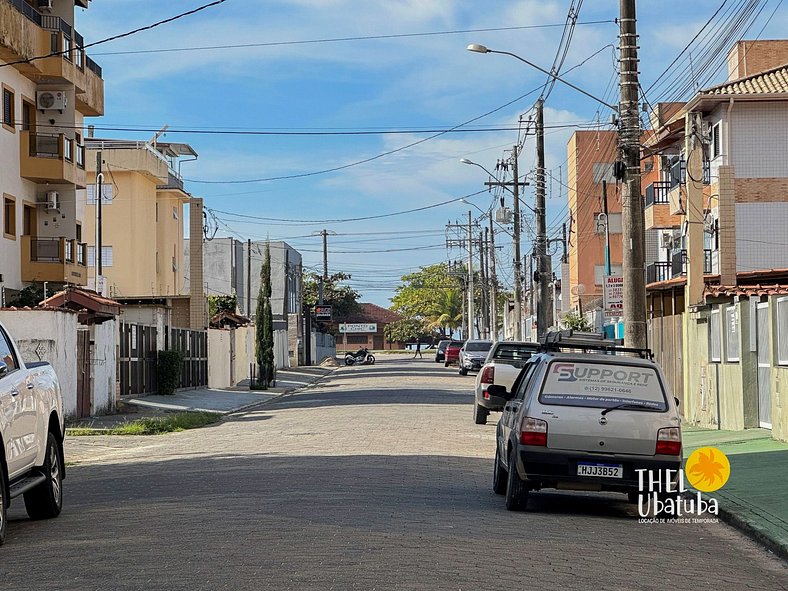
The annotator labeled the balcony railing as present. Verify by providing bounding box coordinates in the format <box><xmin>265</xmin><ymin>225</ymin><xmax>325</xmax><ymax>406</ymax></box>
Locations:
<box><xmin>28</xmin><ymin>237</ymin><xmax>87</xmax><ymax>266</ymax></box>
<box><xmin>28</xmin><ymin>132</ymin><xmax>61</xmax><ymax>158</ymax></box>
<box><xmin>645</xmin><ymin>181</ymin><xmax>671</xmax><ymax>207</ymax></box>
<box><xmin>665</xmin><ymin>158</ymin><xmax>711</xmax><ymax>188</ymax></box>
<box><xmin>671</xmin><ymin>249</ymin><xmax>713</xmax><ymax>277</ymax></box>
<box><xmin>85</xmin><ymin>56</ymin><xmax>102</xmax><ymax>77</ymax></box>
<box><xmin>646</xmin><ymin>261</ymin><xmax>672</xmax><ymax>284</ymax></box>
<box><xmin>7</xmin><ymin>0</ymin><xmax>42</xmax><ymax>25</ymax></box>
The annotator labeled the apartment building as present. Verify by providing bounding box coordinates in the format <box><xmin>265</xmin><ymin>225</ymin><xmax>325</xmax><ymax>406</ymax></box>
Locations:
<box><xmin>184</xmin><ymin>237</ymin><xmax>303</xmax><ymax>365</ymax></box>
<box><xmin>0</xmin><ymin>0</ymin><xmax>103</xmax><ymax>298</ymax></box>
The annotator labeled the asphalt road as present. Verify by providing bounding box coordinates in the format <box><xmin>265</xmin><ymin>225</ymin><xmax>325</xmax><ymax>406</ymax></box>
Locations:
<box><xmin>1</xmin><ymin>355</ymin><xmax>786</xmax><ymax>590</ymax></box>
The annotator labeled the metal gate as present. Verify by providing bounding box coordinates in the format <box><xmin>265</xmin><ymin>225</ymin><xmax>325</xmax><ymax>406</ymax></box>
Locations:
<box><xmin>118</xmin><ymin>322</ymin><xmax>158</xmax><ymax>397</ymax></box>
<box><xmin>76</xmin><ymin>330</ymin><xmax>91</xmax><ymax>418</ymax></box>
<box><xmin>756</xmin><ymin>303</ymin><xmax>772</xmax><ymax>429</ymax></box>
<box><xmin>168</xmin><ymin>328</ymin><xmax>208</xmax><ymax>389</ymax></box>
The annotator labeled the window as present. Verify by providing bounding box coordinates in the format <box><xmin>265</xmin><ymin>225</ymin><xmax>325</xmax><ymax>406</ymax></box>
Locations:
<box><xmin>2</xmin><ymin>86</ymin><xmax>14</xmax><ymax>132</ymax></box>
<box><xmin>87</xmin><ymin>246</ymin><xmax>113</xmax><ymax>267</ymax></box>
<box><xmin>709</xmin><ymin>308</ymin><xmax>721</xmax><ymax>362</ymax></box>
<box><xmin>86</xmin><ymin>184</ymin><xmax>113</xmax><ymax>204</ymax></box>
<box><xmin>725</xmin><ymin>305</ymin><xmax>739</xmax><ymax>362</ymax></box>
<box><xmin>3</xmin><ymin>196</ymin><xmax>16</xmax><ymax>240</ymax></box>
<box><xmin>594</xmin><ymin>264</ymin><xmax>623</xmax><ymax>285</ymax></box>
<box><xmin>0</xmin><ymin>327</ymin><xmax>19</xmax><ymax>374</ymax></box>
<box><xmin>347</xmin><ymin>335</ymin><xmax>368</xmax><ymax>344</ymax></box>
<box><xmin>594</xmin><ymin>212</ymin><xmax>622</xmax><ymax>234</ymax></box>
<box><xmin>172</xmin><ymin>206</ymin><xmax>179</xmax><ymax>220</ymax></box>
<box><xmin>778</xmin><ymin>298</ymin><xmax>788</xmax><ymax>365</ymax></box>
<box><xmin>710</xmin><ymin>123</ymin><xmax>721</xmax><ymax>159</ymax></box>
<box><xmin>22</xmin><ymin>98</ymin><xmax>34</xmax><ymax>132</ymax></box>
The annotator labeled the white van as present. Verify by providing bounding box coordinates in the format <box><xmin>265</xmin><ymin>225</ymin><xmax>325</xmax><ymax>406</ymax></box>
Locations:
<box><xmin>488</xmin><ymin>332</ymin><xmax>682</xmax><ymax>511</ymax></box>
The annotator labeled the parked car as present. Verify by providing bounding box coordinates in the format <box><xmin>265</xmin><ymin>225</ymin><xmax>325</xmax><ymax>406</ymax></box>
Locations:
<box><xmin>458</xmin><ymin>340</ymin><xmax>492</xmax><ymax>375</ymax></box>
<box><xmin>489</xmin><ymin>331</ymin><xmax>682</xmax><ymax>512</ymax></box>
<box><xmin>0</xmin><ymin>320</ymin><xmax>65</xmax><ymax>545</ymax></box>
<box><xmin>474</xmin><ymin>341</ymin><xmax>540</xmax><ymax>424</ymax></box>
<box><xmin>434</xmin><ymin>339</ymin><xmax>452</xmax><ymax>363</ymax></box>
<box><xmin>443</xmin><ymin>341</ymin><xmax>463</xmax><ymax>367</ymax></box>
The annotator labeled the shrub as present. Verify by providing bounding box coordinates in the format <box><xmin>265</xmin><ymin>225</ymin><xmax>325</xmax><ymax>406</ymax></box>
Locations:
<box><xmin>157</xmin><ymin>350</ymin><xmax>184</xmax><ymax>395</ymax></box>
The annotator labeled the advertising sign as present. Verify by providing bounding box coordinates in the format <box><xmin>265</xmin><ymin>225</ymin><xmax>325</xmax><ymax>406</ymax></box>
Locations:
<box><xmin>339</xmin><ymin>323</ymin><xmax>377</xmax><ymax>333</ymax></box>
<box><xmin>314</xmin><ymin>305</ymin><xmax>332</xmax><ymax>321</ymax></box>
<box><xmin>603</xmin><ymin>275</ymin><xmax>624</xmax><ymax>318</ymax></box>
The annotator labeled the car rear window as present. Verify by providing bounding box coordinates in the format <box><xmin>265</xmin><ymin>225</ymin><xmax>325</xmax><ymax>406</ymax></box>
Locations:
<box><xmin>493</xmin><ymin>344</ymin><xmax>536</xmax><ymax>362</ymax></box>
<box><xmin>539</xmin><ymin>361</ymin><xmax>667</xmax><ymax>411</ymax></box>
<box><xmin>466</xmin><ymin>342</ymin><xmax>491</xmax><ymax>352</ymax></box>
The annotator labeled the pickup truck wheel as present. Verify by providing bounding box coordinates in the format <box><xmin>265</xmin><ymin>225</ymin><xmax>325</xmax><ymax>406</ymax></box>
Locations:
<box><xmin>474</xmin><ymin>403</ymin><xmax>488</xmax><ymax>425</ymax></box>
<box><xmin>459</xmin><ymin>367</ymin><xmax>468</xmax><ymax>376</ymax></box>
<box><xmin>505</xmin><ymin>451</ymin><xmax>529</xmax><ymax>511</ymax></box>
<box><xmin>0</xmin><ymin>463</ymin><xmax>7</xmax><ymax>545</ymax></box>
<box><xmin>444</xmin><ymin>361</ymin><xmax>450</xmax><ymax>367</ymax></box>
<box><xmin>492</xmin><ymin>446</ymin><xmax>507</xmax><ymax>495</ymax></box>
<box><xmin>24</xmin><ymin>432</ymin><xmax>63</xmax><ymax>520</ymax></box>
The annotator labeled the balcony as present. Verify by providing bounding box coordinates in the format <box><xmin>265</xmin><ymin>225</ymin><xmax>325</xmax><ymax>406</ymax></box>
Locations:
<box><xmin>0</xmin><ymin>0</ymin><xmax>104</xmax><ymax>115</ymax></box>
<box><xmin>21</xmin><ymin>236</ymin><xmax>88</xmax><ymax>285</ymax></box>
<box><xmin>671</xmin><ymin>249</ymin><xmax>713</xmax><ymax>277</ymax></box>
<box><xmin>20</xmin><ymin>131</ymin><xmax>86</xmax><ymax>187</ymax></box>
<box><xmin>645</xmin><ymin>180</ymin><xmax>682</xmax><ymax>230</ymax></box>
<box><xmin>646</xmin><ymin>261</ymin><xmax>672</xmax><ymax>284</ymax></box>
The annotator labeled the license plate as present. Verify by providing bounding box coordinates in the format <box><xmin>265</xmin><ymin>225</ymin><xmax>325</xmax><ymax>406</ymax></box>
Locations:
<box><xmin>577</xmin><ymin>463</ymin><xmax>623</xmax><ymax>478</ymax></box>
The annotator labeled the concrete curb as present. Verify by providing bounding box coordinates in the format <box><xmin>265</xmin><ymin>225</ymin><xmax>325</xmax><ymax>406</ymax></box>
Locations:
<box><xmin>226</xmin><ymin>366</ymin><xmax>339</xmax><ymax>417</ymax></box>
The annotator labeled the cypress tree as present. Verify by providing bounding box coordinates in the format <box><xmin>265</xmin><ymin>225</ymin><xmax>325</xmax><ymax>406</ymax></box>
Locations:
<box><xmin>255</xmin><ymin>242</ymin><xmax>275</xmax><ymax>388</ymax></box>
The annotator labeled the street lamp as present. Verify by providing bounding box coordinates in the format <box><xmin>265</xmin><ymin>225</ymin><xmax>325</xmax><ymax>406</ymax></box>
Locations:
<box><xmin>466</xmin><ymin>44</ymin><xmax>617</xmax><ymax>110</ymax></box>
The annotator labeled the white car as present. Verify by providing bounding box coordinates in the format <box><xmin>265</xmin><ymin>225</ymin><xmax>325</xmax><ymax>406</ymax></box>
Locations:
<box><xmin>0</xmin><ymin>320</ymin><xmax>65</xmax><ymax>546</ymax></box>
<box><xmin>458</xmin><ymin>340</ymin><xmax>492</xmax><ymax>375</ymax></box>
<box><xmin>474</xmin><ymin>341</ymin><xmax>539</xmax><ymax>424</ymax></box>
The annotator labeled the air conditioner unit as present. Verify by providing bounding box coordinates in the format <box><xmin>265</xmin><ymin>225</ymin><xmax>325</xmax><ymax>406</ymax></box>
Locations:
<box><xmin>37</xmin><ymin>0</ymin><xmax>53</xmax><ymax>11</ymax></box>
<box><xmin>660</xmin><ymin>232</ymin><xmax>674</xmax><ymax>249</ymax></box>
<box><xmin>41</xmin><ymin>191</ymin><xmax>60</xmax><ymax>210</ymax></box>
<box><xmin>36</xmin><ymin>90</ymin><xmax>67</xmax><ymax>111</ymax></box>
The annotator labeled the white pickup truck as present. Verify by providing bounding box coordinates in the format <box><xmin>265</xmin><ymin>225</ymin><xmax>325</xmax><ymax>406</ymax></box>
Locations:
<box><xmin>0</xmin><ymin>320</ymin><xmax>65</xmax><ymax>546</ymax></box>
<box><xmin>473</xmin><ymin>341</ymin><xmax>540</xmax><ymax>425</ymax></box>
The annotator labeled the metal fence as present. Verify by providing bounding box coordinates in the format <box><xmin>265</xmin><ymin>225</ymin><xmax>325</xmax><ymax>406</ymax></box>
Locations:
<box><xmin>167</xmin><ymin>328</ymin><xmax>208</xmax><ymax>389</ymax></box>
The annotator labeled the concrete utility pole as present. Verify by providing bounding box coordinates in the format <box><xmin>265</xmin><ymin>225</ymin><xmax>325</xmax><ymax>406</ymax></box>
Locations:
<box><xmin>489</xmin><ymin>213</ymin><xmax>498</xmax><ymax>340</ymax></box>
<box><xmin>319</xmin><ymin>229</ymin><xmax>330</xmax><ymax>305</ymax></box>
<box><xmin>535</xmin><ymin>99</ymin><xmax>552</xmax><ymax>339</ymax></box>
<box><xmin>511</xmin><ymin>145</ymin><xmax>523</xmax><ymax>340</ymax></box>
<box><xmin>619</xmin><ymin>0</ymin><xmax>647</xmax><ymax>348</ymax></box>
<box><xmin>247</xmin><ymin>239</ymin><xmax>252</xmax><ymax>316</ymax></box>
<box><xmin>685</xmin><ymin>111</ymin><xmax>705</xmax><ymax>307</ymax></box>
<box><xmin>467</xmin><ymin>211</ymin><xmax>474</xmax><ymax>340</ymax></box>
<box><xmin>602</xmin><ymin>180</ymin><xmax>612</xmax><ymax>276</ymax></box>
<box><xmin>95</xmin><ymin>150</ymin><xmax>103</xmax><ymax>282</ymax></box>
<box><xmin>480</xmin><ymin>230</ymin><xmax>488</xmax><ymax>339</ymax></box>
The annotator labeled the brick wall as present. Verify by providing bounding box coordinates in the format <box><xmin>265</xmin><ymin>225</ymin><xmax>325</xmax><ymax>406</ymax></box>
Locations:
<box><xmin>728</xmin><ymin>40</ymin><xmax>788</xmax><ymax>80</ymax></box>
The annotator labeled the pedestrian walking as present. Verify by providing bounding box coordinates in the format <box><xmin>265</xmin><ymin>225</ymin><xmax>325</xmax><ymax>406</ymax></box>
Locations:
<box><xmin>413</xmin><ymin>340</ymin><xmax>423</xmax><ymax>359</ymax></box>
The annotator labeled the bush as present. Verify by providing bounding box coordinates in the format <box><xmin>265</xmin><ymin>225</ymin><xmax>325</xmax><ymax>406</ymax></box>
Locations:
<box><xmin>156</xmin><ymin>350</ymin><xmax>184</xmax><ymax>395</ymax></box>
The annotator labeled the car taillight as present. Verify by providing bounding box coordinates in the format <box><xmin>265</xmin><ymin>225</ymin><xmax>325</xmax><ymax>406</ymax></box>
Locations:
<box><xmin>519</xmin><ymin>417</ymin><xmax>548</xmax><ymax>446</ymax></box>
<box><xmin>655</xmin><ymin>427</ymin><xmax>682</xmax><ymax>456</ymax></box>
<box><xmin>480</xmin><ymin>366</ymin><xmax>495</xmax><ymax>384</ymax></box>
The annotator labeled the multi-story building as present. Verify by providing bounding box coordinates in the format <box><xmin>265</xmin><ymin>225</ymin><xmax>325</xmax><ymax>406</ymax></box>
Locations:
<box><xmin>185</xmin><ymin>237</ymin><xmax>303</xmax><ymax>365</ymax></box>
<box><xmin>83</xmin><ymin>138</ymin><xmax>205</xmax><ymax>329</ymax></box>
<box><xmin>0</xmin><ymin>0</ymin><xmax>103</xmax><ymax>298</ymax></box>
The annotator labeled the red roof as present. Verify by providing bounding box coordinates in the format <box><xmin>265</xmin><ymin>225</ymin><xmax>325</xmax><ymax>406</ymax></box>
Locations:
<box><xmin>339</xmin><ymin>303</ymin><xmax>402</xmax><ymax>324</ymax></box>
<box><xmin>705</xmin><ymin>284</ymin><xmax>788</xmax><ymax>298</ymax></box>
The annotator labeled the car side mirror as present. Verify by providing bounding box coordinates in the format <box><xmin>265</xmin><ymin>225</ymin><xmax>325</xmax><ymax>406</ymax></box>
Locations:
<box><xmin>674</xmin><ymin>396</ymin><xmax>680</xmax><ymax>408</ymax></box>
<box><xmin>486</xmin><ymin>384</ymin><xmax>513</xmax><ymax>400</ymax></box>
<box><xmin>0</xmin><ymin>360</ymin><xmax>8</xmax><ymax>378</ymax></box>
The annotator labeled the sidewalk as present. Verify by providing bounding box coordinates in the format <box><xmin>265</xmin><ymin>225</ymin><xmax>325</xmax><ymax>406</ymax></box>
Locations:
<box><xmin>683</xmin><ymin>425</ymin><xmax>788</xmax><ymax>559</ymax></box>
<box><xmin>67</xmin><ymin>366</ymin><xmax>336</xmax><ymax>429</ymax></box>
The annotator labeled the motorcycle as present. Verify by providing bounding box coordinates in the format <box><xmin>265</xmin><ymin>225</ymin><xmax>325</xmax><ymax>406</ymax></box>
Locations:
<box><xmin>344</xmin><ymin>348</ymin><xmax>375</xmax><ymax>366</ymax></box>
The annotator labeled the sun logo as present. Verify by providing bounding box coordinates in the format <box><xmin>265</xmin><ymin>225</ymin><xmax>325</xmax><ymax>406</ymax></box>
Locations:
<box><xmin>685</xmin><ymin>447</ymin><xmax>731</xmax><ymax>492</ymax></box>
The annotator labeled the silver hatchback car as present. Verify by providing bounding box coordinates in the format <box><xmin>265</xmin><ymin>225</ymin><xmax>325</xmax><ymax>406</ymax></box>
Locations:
<box><xmin>488</xmin><ymin>332</ymin><xmax>682</xmax><ymax>511</ymax></box>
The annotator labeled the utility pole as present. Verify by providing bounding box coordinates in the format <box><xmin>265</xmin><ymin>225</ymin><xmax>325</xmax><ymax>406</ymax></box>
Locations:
<box><xmin>319</xmin><ymin>229</ymin><xmax>329</xmax><ymax>305</ymax></box>
<box><xmin>467</xmin><ymin>211</ymin><xmax>474</xmax><ymax>340</ymax></box>
<box><xmin>535</xmin><ymin>99</ymin><xmax>552</xmax><ymax>339</ymax></box>
<box><xmin>619</xmin><ymin>0</ymin><xmax>646</xmax><ymax>348</ymax></box>
<box><xmin>247</xmin><ymin>239</ymin><xmax>252</xmax><ymax>316</ymax></box>
<box><xmin>489</xmin><ymin>213</ymin><xmax>497</xmax><ymax>340</ymax></box>
<box><xmin>511</xmin><ymin>145</ymin><xmax>523</xmax><ymax>340</ymax></box>
<box><xmin>480</xmin><ymin>230</ymin><xmax>488</xmax><ymax>339</ymax></box>
<box><xmin>602</xmin><ymin>180</ymin><xmax>612</xmax><ymax>276</ymax></box>
<box><xmin>95</xmin><ymin>150</ymin><xmax>103</xmax><ymax>292</ymax></box>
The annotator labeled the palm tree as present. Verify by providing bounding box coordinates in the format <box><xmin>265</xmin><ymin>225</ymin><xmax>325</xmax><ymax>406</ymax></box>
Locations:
<box><xmin>428</xmin><ymin>289</ymin><xmax>463</xmax><ymax>337</ymax></box>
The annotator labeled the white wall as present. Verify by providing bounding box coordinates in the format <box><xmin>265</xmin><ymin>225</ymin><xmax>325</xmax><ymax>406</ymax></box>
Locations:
<box><xmin>274</xmin><ymin>329</ymin><xmax>289</xmax><ymax>369</ymax></box>
<box><xmin>731</xmin><ymin>102</ymin><xmax>788</xmax><ymax>178</ymax></box>
<box><xmin>0</xmin><ymin>309</ymin><xmax>78</xmax><ymax>417</ymax></box>
<box><xmin>91</xmin><ymin>319</ymin><xmax>116</xmax><ymax>414</ymax></box>
<box><xmin>736</xmin><ymin>202</ymin><xmax>788</xmax><ymax>271</ymax></box>
<box><xmin>208</xmin><ymin>328</ymin><xmax>231</xmax><ymax>388</ymax></box>
<box><xmin>234</xmin><ymin>326</ymin><xmax>253</xmax><ymax>384</ymax></box>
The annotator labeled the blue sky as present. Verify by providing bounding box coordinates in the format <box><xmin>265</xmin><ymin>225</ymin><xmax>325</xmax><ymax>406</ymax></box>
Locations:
<box><xmin>76</xmin><ymin>0</ymin><xmax>787</xmax><ymax>307</ymax></box>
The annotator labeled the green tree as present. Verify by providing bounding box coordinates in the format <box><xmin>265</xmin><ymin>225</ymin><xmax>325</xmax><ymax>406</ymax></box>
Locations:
<box><xmin>254</xmin><ymin>243</ymin><xmax>275</xmax><ymax>389</ymax></box>
<box><xmin>384</xmin><ymin>318</ymin><xmax>429</xmax><ymax>344</ymax></box>
<box><xmin>303</xmin><ymin>271</ymin><xmax>361</xmax><ymax>319</ymax></box>
<box><xmin>5</xmin><ymin>285</ymin><xmax>45</xmax><ymax>308</ymax></box>
<box><xmin>561</xmin><ymin>311</ymin><xmax>593</xmax><ymax>331</ymax></box>
<box><xmin>208</xmin><ymin>294</ymin><xmax>237</xmax><ymax>318</ymax></box>
<box><xmin>390</xmin><ymin>263</ymin><xmax>464</xmax><ymax>337</ymax></box>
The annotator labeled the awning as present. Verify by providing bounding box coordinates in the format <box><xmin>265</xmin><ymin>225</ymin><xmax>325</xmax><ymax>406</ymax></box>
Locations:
<box><xmin>41</xmin><ymin>287</ymin><xmax>120</xmax><ymax>325</ymax></box>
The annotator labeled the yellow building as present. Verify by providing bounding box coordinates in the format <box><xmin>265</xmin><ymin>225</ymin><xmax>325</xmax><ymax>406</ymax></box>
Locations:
<box><xmin>0</xmin><ymin>0</ymin><xmax>103</xmax><ymax>295</ymax></box>
<box><xmin>83</xmin><ymin>139</ymin><xmax>197</xmax><ymax>299</ymax></box>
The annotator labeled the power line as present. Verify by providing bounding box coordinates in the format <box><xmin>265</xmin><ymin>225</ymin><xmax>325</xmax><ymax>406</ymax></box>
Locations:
<box><xmin>0</xmin><ymin>0</ymin><xmax>230</xmax><ymax>70</ymax></box>
<box><xmin>92</xmin><ymin>19</ymin><xmax>617</xmax><ymax>56</ymax></box>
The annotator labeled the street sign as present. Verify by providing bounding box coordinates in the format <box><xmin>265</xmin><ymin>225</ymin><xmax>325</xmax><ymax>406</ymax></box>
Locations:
<box><xmin>603</xmin><ymin>275</ymin><xmax>624</xmax><ymax>318</ymax></box>
<box><xmin>314</xmin><ymin>305</ymin><xmax>332</xmax><ymax>321</ymax></box>
<box><xmin>339</xmin><ymin>323</ymin><xmax>377</xmax><ymax>333</ymax></box>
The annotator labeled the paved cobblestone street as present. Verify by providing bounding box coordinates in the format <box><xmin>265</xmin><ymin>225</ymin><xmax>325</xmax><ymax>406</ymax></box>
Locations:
<box><xmin>1</xmin><ymin>355</ymin><xmax>786</xmax><ymax>590</ymax></box>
